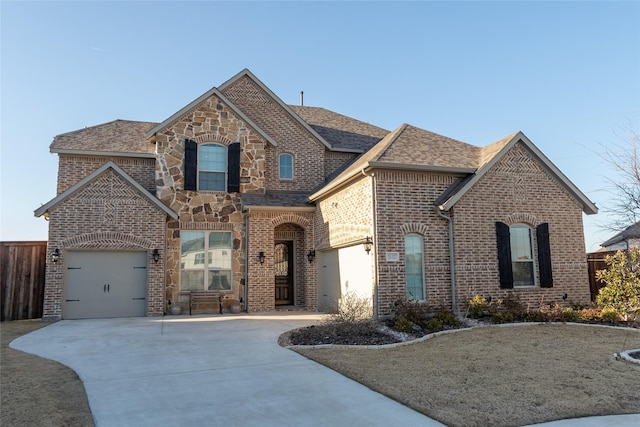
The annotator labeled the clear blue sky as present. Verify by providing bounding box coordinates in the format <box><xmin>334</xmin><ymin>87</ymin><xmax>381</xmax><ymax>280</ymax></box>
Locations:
<box><xmin>1</xmin><ymin>1</ymin><xmax>639</xmax><ymax>252</ymax></box>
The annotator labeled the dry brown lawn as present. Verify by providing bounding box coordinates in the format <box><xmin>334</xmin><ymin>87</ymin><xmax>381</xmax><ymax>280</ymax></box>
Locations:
<box><xmin>294</xmin><ymin>324</ymin><xmax>640</xmax><ymax>427</ymax></box>
<box><xmin>1</xmin><ymin>320</ymin><xmax>94</xmax><ymax>427</ymax></box>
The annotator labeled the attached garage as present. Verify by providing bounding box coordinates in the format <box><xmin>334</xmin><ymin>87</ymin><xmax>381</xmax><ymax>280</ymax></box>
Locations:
<box><xmin>64</xmin><ymin>251</ymin><xmax>148</xmax><ymax>319</ymax></box>
<box><xmin>318</xmin><ymin>245</ymin><xmax>373</xmax><ymax>313</ymax></box>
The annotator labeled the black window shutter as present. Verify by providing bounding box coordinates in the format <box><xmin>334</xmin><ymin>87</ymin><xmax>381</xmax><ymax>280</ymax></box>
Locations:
<box><xmin>496</xmin><ymin>222</ymin><xmax>514</xmax><ymax>289</ymax></box>
<box><xmin>537</xmin><ymin>223</ymin><xmax>553</xmax><ymax>288</ymax></box>
<box><xmin>184</xmin><ymin>139</ymin><xmax>197</xmax><ymax>191</ymax></box>
<box><xmin>227</xmin><ymin>142</ymin><xmax>240</xmax><ymax>193</ymax></box>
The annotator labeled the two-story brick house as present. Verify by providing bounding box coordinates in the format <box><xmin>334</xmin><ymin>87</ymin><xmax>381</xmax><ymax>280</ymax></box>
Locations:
<box><xmin>35</xmin><ymin>69</ymin><xmax>597</xmax><ymax>320</ymax></box>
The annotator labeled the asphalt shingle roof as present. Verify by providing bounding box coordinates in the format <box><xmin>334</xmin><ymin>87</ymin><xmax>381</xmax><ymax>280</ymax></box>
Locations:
<box><xmin>602</xmin><ymin>221</ymin><xmax>640</xmax><ymax>247</ymax></box>
<box><xmin>51</xmin><ymin>120</ymin><xmax>157</xmax><ymax>155</ymax></box>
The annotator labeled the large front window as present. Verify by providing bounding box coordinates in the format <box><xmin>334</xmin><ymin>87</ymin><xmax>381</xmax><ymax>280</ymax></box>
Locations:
<box><xmin>181</xmin><ymin>231</ymin><xmax>232</xmax><ymax>291</ymax></box>
<box><xmin>198</xmin><ymin>144</ymin><xmax>227</xmax><ymax>191</ymax></box>
<box><xmin>510</xmin><ymin>225</ymin><xmax>534</xmax><ymax>287</ymax></box>
<box><xmin>405</xmin><ymin>234</ymin><xmax>424</xmax><ymax>300</ymax></box>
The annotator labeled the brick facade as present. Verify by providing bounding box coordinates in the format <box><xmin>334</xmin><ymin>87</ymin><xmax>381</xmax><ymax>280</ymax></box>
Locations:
<box><xmin>39</xmin><ymin>69</ymin><xmax>595</xmax><ymax>320</ymax></box>
<box><xmin>43</xmin><ymin>168</ymin><xmax>166</xmax><ymax>319</ymax></box>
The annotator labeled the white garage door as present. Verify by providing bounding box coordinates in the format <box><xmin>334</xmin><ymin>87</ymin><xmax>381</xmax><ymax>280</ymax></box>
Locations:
<box><xmin>318</xmin><ymin>245</ymin><xmax>373</xmax><ymax>313</ymax></box>
<box><xmin>64</xmin><ymin>251</ymin><xmax>148</xmax><ymax>319</ymax></box>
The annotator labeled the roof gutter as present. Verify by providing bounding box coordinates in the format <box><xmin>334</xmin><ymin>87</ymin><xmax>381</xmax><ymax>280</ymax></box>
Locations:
<box><xmin>433</xmin><ymin>205</ymin><xmax>458</xmax><ymax>316</ymax></box>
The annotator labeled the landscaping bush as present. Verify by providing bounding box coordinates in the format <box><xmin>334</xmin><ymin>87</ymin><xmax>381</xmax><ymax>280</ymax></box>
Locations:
<box><xmin>492</xmin><ymin>312</ymin><xmax>514</xmax><ymax>324</ymax></box>
<box><xmin>596</xmin><ymin>248</ymin><xmax>640</xmax><ymax>321</ymax></box>
<box><xmin>394</xmin><ymin>316</ymin><xmax>414</xmax><ymax>333</ymax></box>
<box><xmin>467</xmin><ymin>295</ymin><xmax>488</xmax><ymax>318</ymax></box>
<box><xmin>600</xmin><ymin>307</ymin><xmax>621</xmax><ymax>323</ymax></box>
<box><xmin>426</xmin><ymin>318</ymin><xmax>444</xmax><ymax>332</ymax></box>
<box><xmin>330</xmin><ymin>291</ymin><xmax>373</xmax><ymax>323</ymax></box>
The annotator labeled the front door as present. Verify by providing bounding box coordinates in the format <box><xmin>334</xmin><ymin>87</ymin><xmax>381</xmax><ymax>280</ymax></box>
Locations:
<box><xmin>274</xmin><ymin>241</ymin><xmax>294</xmax><ymax>305</ymax></box>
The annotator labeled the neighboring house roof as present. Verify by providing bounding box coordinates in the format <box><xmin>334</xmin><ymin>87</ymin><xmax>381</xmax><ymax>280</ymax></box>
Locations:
<box><xmin>289</xmin><ymin>106</ymin><xmax>388</xmax><ymax>152</ymax></box>
<box><xmin>50</xmin><ymin>120</ymin><xmax>157</xmax><ymax>157</ymax></box>
<box><xmin>601</xmin><ymin>221</ymin><xmax>640</xmax><ymax>248</ymax></box>
<box><xmin>34</xmin><ymin>161</ymin><xmax>178</xmax><ymax>219</ymax></box>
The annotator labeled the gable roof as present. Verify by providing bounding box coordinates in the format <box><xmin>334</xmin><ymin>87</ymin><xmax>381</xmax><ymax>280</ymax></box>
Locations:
<box><xmin>309</xmin><ymin>124</ymin><xmax>478</xmax><ymax>200</ymax></box>
<box><xmin>289</xmin><ymin>106</ymin><xmax>388</xmax><ymax>152</ymax></box>
<box><xmin>601</xmin><ymin>221</ymin><xmax>640</xmax><ymax>247</ymax></box>
<box><xmin>34</xmin><ymin>161</ymin><xmax>178</xmax><ymax>219</ymax></box>
<box><xmin>436</xmin><ymin>131</ymin><xmax>598</xmax><ymax>215</ymax></box>
<box><xmin>145</xmin><ymin>77</ymin><xmax>278</xmax><ymax>147</ymax></box>
<box><xmin>50</xmin><ymin>120</ymin><xmax>157</xmax><ymax>157</ymax></box>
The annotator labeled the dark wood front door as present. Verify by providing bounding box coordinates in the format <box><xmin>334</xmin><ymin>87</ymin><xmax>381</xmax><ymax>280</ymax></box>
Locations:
<box><xmin>275</xmin><ymin>241</ymin><xmax>293</xmax><ymax>305</ymax></box>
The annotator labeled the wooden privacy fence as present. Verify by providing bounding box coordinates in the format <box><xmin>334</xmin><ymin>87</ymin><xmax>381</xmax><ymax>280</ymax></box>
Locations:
<box><xmin>587</xmin><ymin>250</ymin><xmax>624</xmax><ymax>301</ymax></box>
<box><xmin>1</xmin><ymin>241</ymin><xmax>47</xmax><ymax>321</ymax></box>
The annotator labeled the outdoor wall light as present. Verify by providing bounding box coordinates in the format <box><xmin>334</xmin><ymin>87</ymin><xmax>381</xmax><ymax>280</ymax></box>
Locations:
<box><xmin>51</xmin><ymin>248</ymin><xmax>60</xmax><ymax>263</ymax></box>
<box><xmin>562</xmin><ymin>293</ymin><xmax>568</xmax><ymax>301</ymax></box>
<box><xmin>152</xmin><ymin>249</ymin><xmax>160</xmax><ymax>264</ymax></box>
<box><xmin>258</xmin><ymin>251</ymin><xmax>266</xmax><ymax>264</ymax></box>
<box><xmin>363</xmin><ymin>236</ymin><xmax>373</xmax><ymax>254</ymax></box>
<box><xmin>307</xmin><ymin>249</ymin><xmax>316</xmax><ymax>263</ymax></box>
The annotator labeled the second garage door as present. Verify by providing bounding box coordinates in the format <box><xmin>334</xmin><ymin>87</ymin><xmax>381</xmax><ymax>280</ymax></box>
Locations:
<box><xmin>64</xmin><ymin>251</ymin><xmax>148</xmax><ymax>319</ymax></box>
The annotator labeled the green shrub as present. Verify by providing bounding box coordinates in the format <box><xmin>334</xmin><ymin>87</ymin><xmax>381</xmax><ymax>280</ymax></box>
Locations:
<box><xmin>394</xmin><ymin>316</ymin><xmax>414</xmax><ymax>333</ymax></box>
<box><xmin>562</xmin><ymin>308</ymin><xmax>581</xmax><ymax>322</ymax></box>
<box><xmin>467</xmin><ymin>295</ymin><xmax>488</xmax><ymax>318</ymax></box>
<box><xmin>434</xmin><ymin>311</ymin><xmax>459</xmax><ymax>327</ymax></box>
<box><xmin>426</xmin><ymin>318</ymin><xmax>444</xmax><ymax>332</ymax></box>
<box><xmin>600</xmin><ymin>307</ymin><xmax>621</xmax><ymax>323</ymax></box>
<box><xmin>523</xmin><ymin>310</ymin><xmax>545</xmax><ymax>322</ymax></box>
<box><xmin>492</xmin><ymin>312</ymin><xmax>514</xmax><ymax>324</ymax></box>
<box><xmin>596</xmin><ymin>248</ymin><xmax>640</xmax><ymax>321</ymax></box>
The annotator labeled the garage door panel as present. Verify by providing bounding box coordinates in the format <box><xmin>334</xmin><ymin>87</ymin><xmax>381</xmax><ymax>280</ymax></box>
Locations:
<box><xmin>318</xmin><ymin>246</ymin><xmax>373</xmax><ymax>313</ymax></box>
<box><xmin>65</xmin><ymin>251</ymin><xmax>147</xmax><ymax>319</ymax></box>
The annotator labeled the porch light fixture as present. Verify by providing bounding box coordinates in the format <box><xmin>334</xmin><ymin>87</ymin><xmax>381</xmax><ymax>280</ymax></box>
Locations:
<box><xmin>363</xmin><ymin>236</ymin><xmax>373</xmax><ymax>254</ymax></box>
<box><xmin>258</xmin><ymin>251</ymin><xmax>266</xmax><ymax>264</ymax></box>
<box><xmin>51</xmin><ymin>248</ymin><xmax>60</xmax><ymax>263</ymax></box>
<box><xmin>152</xmin><ymin>249</ymin><xmax>160</xmax><ymax>264</ymax></box>
<box><xmin>307</xmin><ymin>249</ymin><xmax>316</xmax><ymax>263</ymax></box>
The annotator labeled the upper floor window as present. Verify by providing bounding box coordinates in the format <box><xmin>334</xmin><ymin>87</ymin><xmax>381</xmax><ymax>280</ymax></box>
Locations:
<box><xmin>198</xmin><ymin>144</ymin><xmax>227</xmax><ymax>191</ymax></box>
<box><xmin>405</xmin><ymin>234</ymin><xmax>425</xmax><ymax>300</ymax></box>
<box><xmin>184</xmin><ymin>139</ymin><xmax>240</xmax><ymax>192</ymax></box>
<box><xmin>279</xmin><ymin>153</ymin><xmax>293</xmax><ymax>180</ymax></box>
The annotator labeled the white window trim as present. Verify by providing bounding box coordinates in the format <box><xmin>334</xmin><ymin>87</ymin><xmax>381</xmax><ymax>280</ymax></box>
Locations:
<box><xmin>198</xmin><ymin>143</ymin><xmax>227</xmax><ymax>192</ymax></box>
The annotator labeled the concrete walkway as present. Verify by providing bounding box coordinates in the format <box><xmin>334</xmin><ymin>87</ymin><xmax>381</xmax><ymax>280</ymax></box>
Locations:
<box><xmin>10</xmin><ymin>314</ymin><xmax>443</xmax><ymax>427</ymax></box>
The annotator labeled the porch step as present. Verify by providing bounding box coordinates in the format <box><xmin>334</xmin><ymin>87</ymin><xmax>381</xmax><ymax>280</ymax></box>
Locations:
<box><xmin>275</xmin><ymin>306</ymin><xmax>308</xmax><ymax>312</ymax></box>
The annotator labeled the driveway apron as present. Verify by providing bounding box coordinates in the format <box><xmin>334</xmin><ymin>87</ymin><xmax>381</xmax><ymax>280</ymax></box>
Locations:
<box><xmin>10</xmin><ymin>314</ymin><xmax>443</xmax><ymax>427</ymax></box>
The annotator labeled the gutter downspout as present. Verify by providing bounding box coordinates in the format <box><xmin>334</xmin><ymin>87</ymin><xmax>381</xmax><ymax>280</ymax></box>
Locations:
<box><xmin>434</xmin><ymin>206</ymin><xmax>458</xmax><ymax>315</ymax></box>
<box><xmin>362</xmin><ymin>168</ymin><xmax>379</xmax><ymax>318</ymax></box>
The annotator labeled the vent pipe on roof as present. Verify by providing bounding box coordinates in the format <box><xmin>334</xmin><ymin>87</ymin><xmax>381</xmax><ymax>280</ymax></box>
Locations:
<box><xmin>300</xmin><ymin>91</ymin><xmax>304</xmax><ymax>106</ymax></box>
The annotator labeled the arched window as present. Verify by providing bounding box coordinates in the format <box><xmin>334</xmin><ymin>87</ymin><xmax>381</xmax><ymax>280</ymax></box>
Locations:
<box><xmin>279</xmin><ymin>153</ymin><xmax>293</xmax><ymax>180</ymax></box>
<box><xmin>404</xmin><ymin>234</ymin><xmax>424</xmax><ymax>300</ymax></box>
<box><xmin>509</xmin><ymin>224</ymin><xmax>535</xmax><ymax>287</ymax></box>
<box><xmin>198</xmin><ymin>144</ymin><xmax>227</xmax><ymax>191</ymax></box>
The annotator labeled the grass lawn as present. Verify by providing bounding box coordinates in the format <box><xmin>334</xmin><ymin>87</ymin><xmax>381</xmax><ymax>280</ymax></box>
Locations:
<box><xmin>293</xmin><ymin>323</ymin><xmax>640</xmax><ymax>427</ymax></box>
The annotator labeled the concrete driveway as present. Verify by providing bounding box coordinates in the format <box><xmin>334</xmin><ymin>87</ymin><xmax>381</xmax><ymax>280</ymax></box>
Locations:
<box><xmin>10</xmin><ymin>313</ymin><xmax>443</xmax><ymax>427</ymax></box>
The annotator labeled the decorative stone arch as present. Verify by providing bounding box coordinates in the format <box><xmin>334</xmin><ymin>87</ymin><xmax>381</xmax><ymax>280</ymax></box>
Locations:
<box><xmin>400</xmin><ymin>223</ymin><xmax>429</xmax><ymax>236</ymax></box>
<box><xmin>270</xmin><ymin>214</ymin><xmax>311</xmax><ymax>229</ymax></box>
<box><xmin>503</xmin><ymin>212</ymin><xmax>539</xmax><ymax>227</ymax></box>
<box><xmin>193</xmin><ymin>134</ymin><xmax>234</xmax><ymax>147</ymax></box>
<box><xmin>62</xmin><ymin>232</ymin><xmax>153</xmax><ymax>250</ymax></box>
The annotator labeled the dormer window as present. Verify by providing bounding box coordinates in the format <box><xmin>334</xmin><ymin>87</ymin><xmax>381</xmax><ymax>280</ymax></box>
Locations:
<box><xmin>279</xmin><ymin>153</ymin><xmax>293</xmax><ymax>180</ymax></box>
